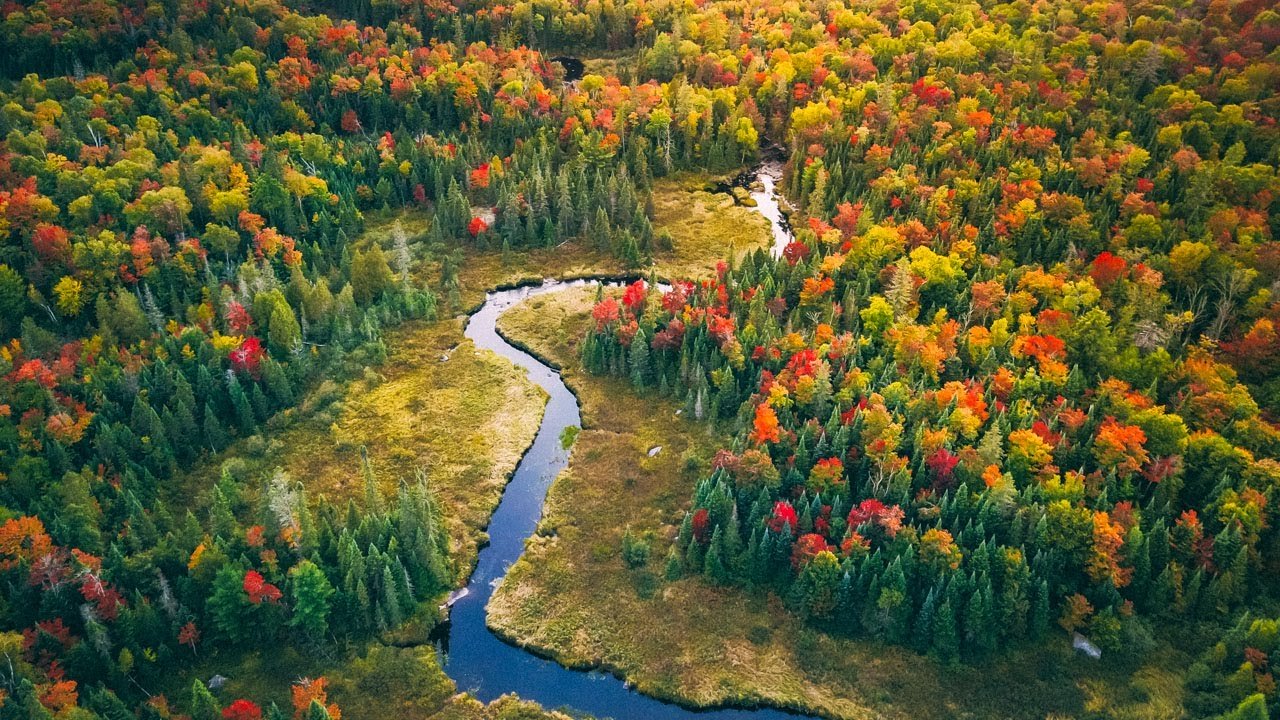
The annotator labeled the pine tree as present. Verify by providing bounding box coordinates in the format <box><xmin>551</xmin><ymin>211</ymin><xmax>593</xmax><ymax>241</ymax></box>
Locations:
<box><xmin>305</xmin><ymin>700</ymin><xmax>333</xmax><ymax>720</ymax></box>
<box><xmin>209</xmin><ymin>564</ymin><xmax>253</xmax><ymax>645</ymax></box>
<box><xmin>361</xmin><ymin>447</ymin><xmax>383</xmax><ymax>515</ymax></box>
<box><xmin>914</xmin><ymin>587</ymin><xmax>938</xmax><ymax>653</ymax></box>
<box><xmin>932</xmin><ymin>599</ymin><xmax>960</xmax><ymax>664</ymax></box>
<box><xmin>664</xmin><ymin>545</ymin><xmax>683</xmax><ymax>581</ymax></box>
<box><xmin>290</xmin><ymin>560</ymin><xmax>336</xmax><ymax>643</ymax></box>
<box><xmin>630</xmin><ymin>331</ymin><xmax>651</xmax><ymax>389</ymax></box>
<box><xmin>1030</xmin><ymin>579</ymin><xmax>1051</xmax><ymax>640</ymax></box>
<box><xmin>704</xmin><ymin>526</ymin><xmax>731</xmax><ymax>584</ymax></box>
<box><xmin>382</xmin><ymin>564</ymin><xmax>404</xmax><ymax>627</ymax></box>
<box><xmin>86</xmin><ymin>687</ymin><xmax>137</xmax><ymax>720</ymax></box>
<box><xmin>795</xmin><ymin>550</ymin><xmax>841</xmax><ymax>619</ymax></box>
<box><xmin>965</xmin><ymin>584</ymin><xmax>998</xmax><ymax>659</ymax></box>
<box><xmin>209</xmin><ymin>484</ymin><xmax>239</xmax><ymax>541</ymax></box>
<box><xmin>229</xmin><ymin>375</ymin><xmax>256</xmax><ymax>436</ymax></box>
<box><xmin>191</xmin><ymin>679</ymin><xmax>222</xmax><ymax>720</ymax></box>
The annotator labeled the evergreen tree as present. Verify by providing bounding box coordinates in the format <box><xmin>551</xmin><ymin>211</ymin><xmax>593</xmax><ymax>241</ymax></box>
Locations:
<box><xmin>630</xmin><ymin>331</ymin><xmax>651</xmax><ymax>389</ymax></box>
<box><xmin>932</xmin><ymin>599</ymin><xmax>960</xmax><ymax>664</ymax></box>
<box><xmin>1030</xmin><ymin>579</ymin><xmax>1051</xmax><ymax>640</ymax></box>
<box><xmin>914</xmin><ymin>587</ymin><xmax>938</xmax><ymax>653</ymax></box>
<box><xmin>664</xmin><ymin>545</ymin><xmax>683</xmax><ymax>581</ymax></box>
<box><xmin>704</xmin><ymin>526</ymin><xmax>731</xmax><ymax>584</ymax></box>
<box><xmin>795</xmin><ymin>550</ymin><xmax>841</xmax><ymax>619</ymax></box>
<box><xmin>305</xmin><ymin>700</ymin><xmax>334</xmax><ymax>720</ymax></box>
<box><xmin>190</xmin><ymin>679</ymin><xmax>222</xmax><ymax>720</ymax></box>
<box><xmin>290</xmin><ymin>560</ymin><xmax>336</xmax><ymax>643</ymax></box>
<box><xmin>268</xmin><ymin>303</ymin><xmax>302</xmax><ymax>355</ymax></box>
<box><xmin>209</xmin><ymin>564</ymin><xmax>253</xmax><ymax>645</ymax></box>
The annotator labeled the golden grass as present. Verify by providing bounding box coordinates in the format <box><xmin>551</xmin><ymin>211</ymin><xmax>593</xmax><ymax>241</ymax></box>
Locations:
<box><xmin>177</xmin><ymin>316</ymin><xmax>547</xmax><ymax>579</ymax></box>
<box><xmin>357</xmin><ymin>207</ymin><xmax>434</xmax><ymax>251</ymax></box>
<box><xmin>650</xmin><ymin>172</ymin><xmax>774</xmax><ymax>278</ymax></box>
<box><xmin>172</xmin><ymin>640</ymin><xmax>572</xmax><ymax>720</ymax></box>
<box><xmin>486</xmin><ymin>286</ymin><xmax>1193</xmax><ymax>720</ymax></box>
<box><xmin>162</xmin><ymin>171</ymin><xmax>777</xmax><ymax>720</ymax></box>
<box><xmin>423</xmin><ymin>170</ymin><xmax>771</xmax><ymax>310</ymax></box>
<box><xmin>454</xmin><ymin>239</ymin><xmax>626</xmax><ymax>310</ymax></box>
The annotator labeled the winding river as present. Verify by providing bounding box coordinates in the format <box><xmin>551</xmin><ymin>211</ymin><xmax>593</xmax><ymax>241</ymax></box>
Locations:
<box><xmin>440</xmin><ymin>160</ymin><xmax>810</xmax><ymax>719</ymax></box>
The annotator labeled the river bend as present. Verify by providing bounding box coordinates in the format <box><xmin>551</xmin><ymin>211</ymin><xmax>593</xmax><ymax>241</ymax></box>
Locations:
<box><xmin>441</xmin><ymin>162</ymin><xmax>811</xmax><ymax>719</ymax></box>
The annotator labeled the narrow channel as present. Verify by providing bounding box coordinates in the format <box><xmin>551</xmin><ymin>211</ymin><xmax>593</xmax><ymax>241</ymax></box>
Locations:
<box><xmin>440</xmin><ymin>162</ymin><xmax>812</xmax><ymax>719</ymax></box>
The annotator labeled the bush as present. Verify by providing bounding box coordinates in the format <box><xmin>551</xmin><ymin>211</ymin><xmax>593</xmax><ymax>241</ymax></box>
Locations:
<box><xmin>622</xmin><ymin>526</ymin><xmax>651</xmax><ymax>568</ymax></box>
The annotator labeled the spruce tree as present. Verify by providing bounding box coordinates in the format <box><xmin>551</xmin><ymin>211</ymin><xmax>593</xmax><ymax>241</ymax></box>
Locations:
<box><xmin>190</xmin><ymin>679</ymin><xmax>222</xmax><ymax>720</ymax></box>
<box><xmin>704</xmin><ymin>526</ymin><xmax>731</xmax><ymax>584</ymax></box>
<box><xmin>664</xmin><ymin>545</ymin><xmax>683</xmax><ymax>581</ymax></box>
<box><xmin>914</xmin><ymin>587</ymin><xmax>937</xmax><ymax>653</ymax></box>
<box><xmin>290</xmin><ymin>560</ymin><xmax>336</xmax><ymax>643</ymax></box>
<box><xmin>630</xmin><ymin>330</ymin><xmax>651</xmax><ymax>389</ymax></box>
<box><xmin>932</xmin><ymin>599</ymin><xmax>960</xmax><ymax>664</ymax></box>
<box><xmin>1030</xmin><ymin>579</ymin><xmax>1051</xmax><ymax>640</ymax></box>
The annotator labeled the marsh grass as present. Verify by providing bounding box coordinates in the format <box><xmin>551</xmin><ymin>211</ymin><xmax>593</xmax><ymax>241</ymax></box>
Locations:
<box><xmin>163</xmin><ymin>170</ymin><xmax>775</xmax><ymax>719</ymax></box>
<box><xmin>408</xmin><ymin>170</ymin><xmax>773</xmax><ymax>311</ymax></box>
<box><xmin>177</xmin><ymin>315</ymin><xmax>547</xmax><ymax>580</ymax></box>
<box><xmin>170</xmin><ymin>637</ymin><xmax>572</xmax><ymax>720</ymax></box>
<box><xmin>649</xmin><ymin>172</ymin><xmax>774</xmax><ymax>277</ymax></box>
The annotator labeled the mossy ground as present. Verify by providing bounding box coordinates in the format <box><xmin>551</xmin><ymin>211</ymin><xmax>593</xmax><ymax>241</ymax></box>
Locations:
<box><xmin>486</xmin><ymin>286</ymin><xmax>1192</xmax><ymax>720</ymax></box>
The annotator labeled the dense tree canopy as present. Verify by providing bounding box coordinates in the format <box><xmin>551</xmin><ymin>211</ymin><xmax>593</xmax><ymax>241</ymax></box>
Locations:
<box><xmin>1</xmin><ymin>0</ymin><xmax>1278</xmax><ymax>716</ymax></box>
<box><xmin>580</xmin><ymin>0</ymin><xmax>1280</xmax><ymax>678</ymax></box>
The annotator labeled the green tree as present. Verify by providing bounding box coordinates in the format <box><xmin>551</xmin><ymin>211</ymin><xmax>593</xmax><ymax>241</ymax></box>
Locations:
<box><xmin>290</xmin><ymin>560</ymin><xmax>336</xmax><ymax>643</ymax></box>
<box><xmin>932</xmin><ymin>599</ymin><xmax>960</xmax><ymax>664</ymax></box>
<box><xmin>0</xmin><ymin>264</ymin><xmax>24</xmax><ymax>337</ymax></box>
<box><xmin>209</xmin><ymin>564</ymin><xmax>253</xmax><ymax>645</ymax></box>
<box><xmin>630</xmin><ymin>332</ymin><xmax>651</xmax><ymax>389</ymax></box>
<box><xmin>703</xmin><ymin>525</ymin><xmax>731</xmax><ymax>583</ymax></box>
<box><xmin>351</xmin><ymin>245</ymin><xmax>395</xmax><ymax>305</ymax></box>
<box><xmin>795</xmin><ymin>550</ymin><xmax>842</xmax><ymax>619</ymax></box>
<box><xmin>305</xmin><ymin>700</ymin><xmax>333</xmax><ymax>720</ymax></box>
<box><xmin>664</xmin><ymin>545</ymin><xmax>683</xmax><ymax>581</ymax></box>
<box><xmin>268</xmin><ymin>302</ymin><xmax>302</xmax><ymax>355</ymax></box>
<box><xmin>1222</xmin><ymin>694</ymin><xmax>1269</xmax><ymax>720</ymax></box>
<box><xmin>190</xmin><ymin>679</ymin><xmax>222</xmax><ymax>720</ymax></box>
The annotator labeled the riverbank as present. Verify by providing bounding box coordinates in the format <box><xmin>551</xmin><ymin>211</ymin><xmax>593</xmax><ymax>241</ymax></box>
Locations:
<box><xmin>173</xmin><ymin>637</ymin><xmax>577</xmax><ymax>720</ymax></box>
<box><xmin>487</xmin><ymin>287</ymin><xmax>877</xmax><ymax>719</ymax></box>
<box><xmin>485</xmin><ymin>286</ymin><xmax>1193</xmax><ymax>720</ymax></box>
<box><xmin>164</xmin><ymin>167</ymin><xmax>778</xmax><ymax>718</ymax></box>
<box><xmin>174</xmin><ymin>316</ymin><xmax>548</xmax><ymax>580</ymax></box>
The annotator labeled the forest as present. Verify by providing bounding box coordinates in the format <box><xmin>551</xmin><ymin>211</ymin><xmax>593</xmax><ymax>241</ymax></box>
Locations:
<box><xmin>0</xmin><ymin>0</ymin><xmax>1277</xmax><ymax>718</ymax></box>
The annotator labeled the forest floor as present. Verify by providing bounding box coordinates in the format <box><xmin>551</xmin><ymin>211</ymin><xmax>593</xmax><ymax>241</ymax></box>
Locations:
<box><xmin>486</xmin><ymin>285</ymin><xmax>1194</xmax><ymax>720</ymax></box>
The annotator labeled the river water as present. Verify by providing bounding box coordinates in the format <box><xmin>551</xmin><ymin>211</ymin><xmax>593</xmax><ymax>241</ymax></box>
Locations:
<box><xmin>440</xmin><ymin>161</ymin><xmax>811</xmax><ymax>719</ymax></box>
